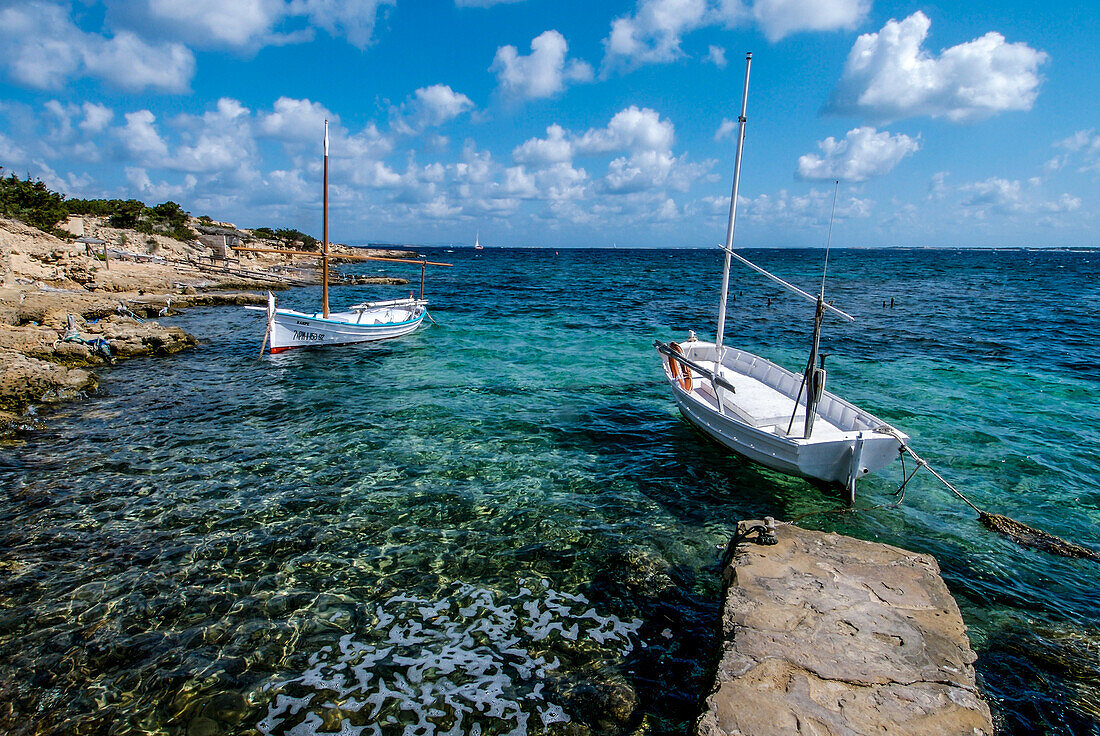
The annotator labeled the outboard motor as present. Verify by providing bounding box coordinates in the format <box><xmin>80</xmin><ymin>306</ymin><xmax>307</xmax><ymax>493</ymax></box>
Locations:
<box><xmin>804</xmin><ymin>364</ymin><xmax>826</xmax><ymax>437</ymax></box>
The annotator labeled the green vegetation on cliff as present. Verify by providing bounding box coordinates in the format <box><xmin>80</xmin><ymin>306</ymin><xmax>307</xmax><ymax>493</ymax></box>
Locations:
<box><xmin>1</xmin><ymin>167</ymin><xmax>318</xmax><ymax>247</ymax></box>
<box><xmin>66</xmin><ymin>198</ymin><xmax>196</xmax><ymax>241</ymax></box>
<box><xmin>273</xmin><ymin>228</ymin><xmax>319</xmax><ymax>250</ymax></box>
<box><xmin>0</xmin><ymin>171</ymin><xmax>68</xmax><ymax>235</ymax></box>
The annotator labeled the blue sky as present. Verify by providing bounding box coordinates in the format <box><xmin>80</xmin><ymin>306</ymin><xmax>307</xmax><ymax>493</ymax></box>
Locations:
<box><xmin>0</xmin><ymin>0</ymin><xmax>1095</xmax><ymax>247</ymax></box>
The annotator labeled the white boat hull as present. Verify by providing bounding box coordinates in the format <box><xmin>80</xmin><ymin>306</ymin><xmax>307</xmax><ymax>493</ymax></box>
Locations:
<box><xmin>659</xmin><ymin>340</ymin><xmax>906</xmax><ymax>501</ymax></box>
<box><xmin>249</xmin><ymin>298</ymin><xmax>427</xmax><ymax>353</ymax></box>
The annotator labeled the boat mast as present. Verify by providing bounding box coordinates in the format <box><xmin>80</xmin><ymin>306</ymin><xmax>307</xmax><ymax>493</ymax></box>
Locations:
<box><xmin>322</xmin><ymin>120</ymin><xmax>330</xmax><ymax>318</ymax></box>
<box><xmin>715</xmin><ymin>52</ymin><xmax>752</xmax><ymax>350</ymax></box>
<box><xmin>800</xmin><ymin>180</ymin><xmax>839</xmax><ymax>439</ymax></box>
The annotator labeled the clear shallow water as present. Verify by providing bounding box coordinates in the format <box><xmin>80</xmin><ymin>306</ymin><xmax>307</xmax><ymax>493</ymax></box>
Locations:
<box><xmin>1</xmin><ymin>247</ymin><xmax>1098</xmax><ymax>735</ymax></box>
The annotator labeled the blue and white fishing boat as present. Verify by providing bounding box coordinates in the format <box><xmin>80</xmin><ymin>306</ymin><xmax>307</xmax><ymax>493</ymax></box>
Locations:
<box><xmin>654</xmin><ymin>54</ymin><xmax>906</xmax><ymax>503</ymax></box>
<box><xmin>250</xmin><ymin>294</ymin><xmax>427</xmax><ymax>353</ymax></box>
<box><xmin>243</xmin><ymin>121</ymin><xmax>450</xmax><ymax>354</ymax></box>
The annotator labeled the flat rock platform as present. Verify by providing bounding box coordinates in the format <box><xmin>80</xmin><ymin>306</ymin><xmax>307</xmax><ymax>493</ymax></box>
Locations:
<box><xmin>698</xmin><ymin>520</ymin><xmax>993</xmax><ymax>736</ymax></box>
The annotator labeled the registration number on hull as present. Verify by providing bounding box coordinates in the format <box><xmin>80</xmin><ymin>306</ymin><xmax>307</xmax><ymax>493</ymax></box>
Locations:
<box><xmin>292</xmin><ymin>330</ymin><xmax>325</xmax><ymax>342</ymax></box>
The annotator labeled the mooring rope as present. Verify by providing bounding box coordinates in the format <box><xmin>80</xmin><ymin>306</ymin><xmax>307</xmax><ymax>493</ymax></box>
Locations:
<box><xmin>733</xmin><ymin>429</ymin><xmax>1100</xmax><ymax>562</ymax></box>
<box><xmin>869</xmin><ymin>425</ymin><xmax>1100</xmax><ymax>562</ymax></box>
<box><xmin>873</xmin><ymin>426</ymin><xmax>984</xmax><ymax>515</ymax></box>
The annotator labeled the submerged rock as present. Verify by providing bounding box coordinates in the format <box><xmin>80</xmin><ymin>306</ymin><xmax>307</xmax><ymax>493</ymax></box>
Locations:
<box><xmin>559</xmin><ymin>676</ymin><xmax>638</xmax><ymax>731</ymax></box>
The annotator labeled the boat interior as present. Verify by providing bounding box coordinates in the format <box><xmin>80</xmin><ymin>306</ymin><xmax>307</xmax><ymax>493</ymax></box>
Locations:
<box><xmin>676</xmin><ymin>344</ymin><xmax>883</xmax><ymax>441</ymax></box>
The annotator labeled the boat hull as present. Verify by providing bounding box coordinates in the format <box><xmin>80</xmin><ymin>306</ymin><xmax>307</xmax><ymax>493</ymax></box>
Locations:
<box><xmin>660</xmin><ymin>340</ymin><xmax>905</xmax><ymax>501</ymax></box>
<box><xmin>268</xmin><ymin>306</ymin><xmax>425</xmax><ymax>353</ymax></box>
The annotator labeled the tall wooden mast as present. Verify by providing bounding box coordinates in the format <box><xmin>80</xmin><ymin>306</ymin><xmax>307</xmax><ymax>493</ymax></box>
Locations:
<box><xmin>322</xmin><ymin>120</ymin><xmax>330</xmax><ymax>318</ymax></box>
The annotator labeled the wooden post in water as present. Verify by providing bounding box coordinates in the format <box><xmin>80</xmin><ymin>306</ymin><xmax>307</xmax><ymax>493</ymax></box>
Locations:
<box><xmin>419</xmin><ymin>261</ymin><xmax>426</xmax><ymax>300</ymax></box>
<box><xmin>322</xmin><ymin>120</ymin><xmax>330</xmax><ymax>318</ymax></box>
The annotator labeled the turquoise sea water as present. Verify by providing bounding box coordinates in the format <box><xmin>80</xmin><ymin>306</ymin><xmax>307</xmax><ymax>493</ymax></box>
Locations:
<box><xmin>1</xmin><ymin>247</ymin><xmax>1098</xmax><ymax>735</ymax></box>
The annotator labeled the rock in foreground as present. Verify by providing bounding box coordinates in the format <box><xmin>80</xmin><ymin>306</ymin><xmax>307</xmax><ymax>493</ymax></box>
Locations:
<box><xmin>698</xmin><ymin>521</ymin><xmax>992</xmax><ymax>736</ymax></box>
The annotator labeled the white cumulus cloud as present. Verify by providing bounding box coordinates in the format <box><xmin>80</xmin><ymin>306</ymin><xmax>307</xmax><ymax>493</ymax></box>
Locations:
<box><xmin>126</xmin><ymin>166</ymin><xmax>197</xmax><ymax>199</ymax></box>
<box><xmin>513</xmin><ymin>107</ymin><xmax>678</xmax><ymax>162</ymax></box>
<box><xmin>491</xmin><ymin>30</ymin><xmax>593</xmax><ymax>100</ymax></box>
<box><xmin>391</xmin><ymin>84</ymin><xmax>475</xmax><ymax>136</ymax></box>
<box><xmin>289</xmin><ymin>0</ymin><xmax>395</xmax><ymax>49</ymax></box>
<box><xmin>126</xmin><ymin>0</ymin><xmax>289</xmax><ymax>48</ymax></box>
<box><xmin>513</xmin><ymin>124</ymin><xmax>573</xmax><ymax>165</ymax></box>
<box><xmin>739</xmin><ymin>187</ymin><xmax>873</xmax><ymax>226</ymax></box>
<box><xmin>0</xmin><ymin>2</ymin><xmax>194</xmax><ymax>92</ymax></box>
<box><xmin>509</xmin><ymin>107</ymin><xmax>708</xmax><ymax>199</ymax></box>
<box><xmin>117</xmin><ymin>110</ymin><xmax>170</xmax><ymax>163</ymax></box>
<box><xmin>825</xmin><ymin>11</ymin><xmax>1048</xmax><ymax>122</ymax></box>
<box><xmin>605</xmin><ymin>0</ymin><xmax>708</xmax><ymax>67</ymax></box>
<box><xmin>512</xmin><ymin>108</ymin><xmax>676</xmax><ymax>162</ymax></box>
<box><xmin>751</xmin><ymin>0</ymin><xmax>869</xmax><ymax>42</ymax></box>
<box><xmin>714</xmin><ymin>119</ymin><xmax>737</xmax><ymax>141</ymax></box>
<box><xmin>259</xmin><ymin>97</ymin><xmax>336</xmax><ymax>142</ymax></box>
<box><xmin>602</xmin><ymin>150</ymin><xmax>701</xmax><ymax>194</ymax></box>
<box><xmin>797</xmin><ymin>127</ymin><xmax>920</xmax><ymax>182</ymax></box>
<box><xmin>169</xmin><ymin>98</ymin><xmax>254</xmax><ymax>174</ymax></box>
<box><xmin>960</xmin><ymin>177</ymin><xmax>1081</xmax><ymax>217</ymax></box>
<box><xmin>604</xmin><ymin>0</ymin><xmax>871</xmax><ymax>70</ymax></box>
<box><xmin>1054</xmin><ymin>129</ymin><xmax>1100</xmax><ymax>173</ymax></box>
<box><xmin>0</xmin><ymin>133</ymin><xmax>29</xmax><ymax>168</ymax></box>
<box><xmin>104</xmin><ymin>0</ymin><xmax>392</xmax><ymax>52</ymax></box>
<box><xmin>80</xmin><ymin>103</ymin><xmax>115</xmax><ymax>134</ymax></box>
<box><xmin>413</xmin><ymin>85</ymin><xmax>475</xmax><ymax>126</ymax></box>
<box><xmin>576</xmin><ymin>106</ymin><xmax>675</xmax><ymax>154</ymax></box>
<box><xmin>84</xmin><ymin>30</ymin><xmax>195</xmax><ymax>92</ymax></box>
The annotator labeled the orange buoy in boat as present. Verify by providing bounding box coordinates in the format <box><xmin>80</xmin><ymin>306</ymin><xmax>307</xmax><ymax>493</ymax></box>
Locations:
<box><xmin>668</xmin><ymin>341</ymin><xmax>692</xmax><ymax>391</ymax></box>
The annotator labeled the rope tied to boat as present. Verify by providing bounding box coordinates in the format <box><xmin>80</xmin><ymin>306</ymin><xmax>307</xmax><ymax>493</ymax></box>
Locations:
<box><xmin>719</xmin><ymin>517</ymin><xmax>778</xmax><ymax>568</ymax></box>
<box><xmin>871</xmin><ymin>425</ymin><xmax>1100</xmax><ymax>562</ymax></box>
<box><xmin>729</xmin><ymin>430</ymin><xmax>1100</xmax><ymax>563</ymax></box>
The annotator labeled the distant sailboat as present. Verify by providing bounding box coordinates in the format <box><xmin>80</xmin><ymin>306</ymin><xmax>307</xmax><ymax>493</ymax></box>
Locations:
<box><xmin>474</xmin><ymin>231</ymin><xmax>484</xmax><ymax>250</ymax></box>
<box><xmin>653</xmin><ymin>54</ymin><xmax>906</xmax><ymax>503</ymax></box>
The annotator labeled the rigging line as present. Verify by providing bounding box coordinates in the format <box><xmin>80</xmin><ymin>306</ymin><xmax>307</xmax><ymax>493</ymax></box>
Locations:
<box><xmin>786</xmin><ymin>186</ymin><xmax>840</xmax><ymax>438</ymax></box>
<box><xmin>773</xmin><ymin>454</ymin><xmax>920</xmax><ymax>527</ymax></box>
<box><xmin>775</xmin><ymin>486</ymin><xmax>910</xmax><ymax>527</ymax></box>
<box><xmin>821</xmin><ymin>180</ymin><xmax>839</xmax><ymax>299</ymax></box>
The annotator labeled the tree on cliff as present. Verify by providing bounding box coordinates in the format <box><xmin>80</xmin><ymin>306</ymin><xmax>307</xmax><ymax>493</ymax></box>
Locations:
<box><xmin>0</xmin><ymin>171</ymin><xmax>68</xmax><ymax>234</ymax></box>
<box><xmin>67</xmin><ymin>197</ymin><xmax>197</xmax><ymax>241</ymax></box>
<box><xmin>274</xmin><ymin>228</ymin><xmax>319</xmax><ymax>250</ymax></box>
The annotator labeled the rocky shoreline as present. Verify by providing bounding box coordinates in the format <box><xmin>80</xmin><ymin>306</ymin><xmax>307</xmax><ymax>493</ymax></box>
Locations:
<box><xmin>0</xmin><ymin>215</ymin><xmax>417</xmax><ymax>438</ymax></box>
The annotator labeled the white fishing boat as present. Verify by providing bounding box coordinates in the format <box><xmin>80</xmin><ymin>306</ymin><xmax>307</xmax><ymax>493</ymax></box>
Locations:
<box><xmin>242</xmin><ymin>121</ymin><xmax>451</xmax><ymax>354</ymax></box>
<box><xmin>654</xmin><ymin>53</ymin><xmax>906</xmax><ymax>503</ymax></box>
<box><xmin>248</xmin><ymin>294</ymin><xmax>427</xmax><ymax>353</ymax></box>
